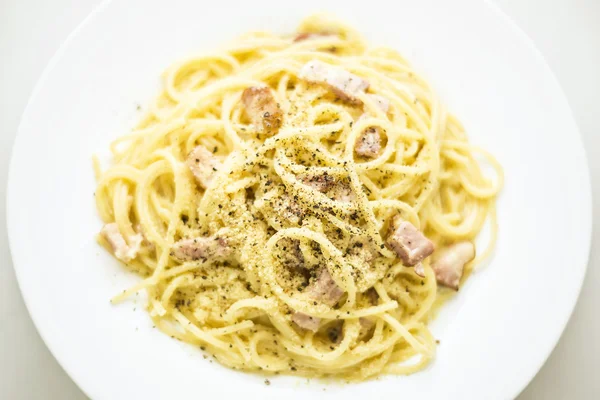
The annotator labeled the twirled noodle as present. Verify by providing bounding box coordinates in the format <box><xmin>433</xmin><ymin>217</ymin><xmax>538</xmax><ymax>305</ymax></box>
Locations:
<box><xmin>94</xmin><ymin>14</ymin><xmax>502</xmax><ymax>380</ymax></box>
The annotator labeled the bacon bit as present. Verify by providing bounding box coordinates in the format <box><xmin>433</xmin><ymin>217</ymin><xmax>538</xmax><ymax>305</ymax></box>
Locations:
<box><xmin>171</xmin><ymin>232</ymin><xmax>232</xmax><ymax>262</ymax></box>
<box><xmin>186</xmin><ymin>145</ymin><xmax>221</xmax><ymax>189</ymax></box>
<box><xmin>432</xmin><ymin>241</ymin><xmax>475</xmax><ymax>290</ymax></box>
<box><xmin>387</xmin><ymin>216</ymin><xmax>434</xmax><ymax>266</ymax></box>
<box><xmin>100</xmin><ymin>223</ymin><xmax>142</xmax><ymax>262</ymax></box>
<box><xmin>299</xmin><ymin>60</ymin><xmax>369</xmax><ymax>103</ymax></box>
<box><xmin>292</xmin><ymin>312</ymin><xmax>321</xmax><ymax>332</ymax></box>
<box><xmin>241</xmin><ymin>87</ymin><xmax>282</xmax><ymax>134</ymax></box>
<box><xmin>354</xmin><ymin>127</ymin><xmax>382</xmax><ymax>158</ymax></box>
<box><xmin>292</xmin><ymin>269</ymin><xmax>344</xmax><ymax>331</ymax></box>
<box><xmin>306</xmin><ymin>268</ymin><xmax>344</xmax><ymax>307</ymax></box>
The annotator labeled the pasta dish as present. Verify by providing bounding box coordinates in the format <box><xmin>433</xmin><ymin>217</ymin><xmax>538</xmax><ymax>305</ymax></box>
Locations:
<box><xmin>94</xmin><ymin>14</ymin><xmax>503</xmax><ymax>380</ymax></box>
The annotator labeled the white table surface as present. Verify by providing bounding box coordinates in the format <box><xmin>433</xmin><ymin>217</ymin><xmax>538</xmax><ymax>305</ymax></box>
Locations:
<box><xmin>1</xmin><ymin>0</ymin><xmax>598</xmax><ymax>398</ymax></box>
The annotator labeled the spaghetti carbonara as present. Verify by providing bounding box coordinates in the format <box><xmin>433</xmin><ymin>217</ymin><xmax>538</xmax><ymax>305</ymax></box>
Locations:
<box><xmin>94</xmin><ymin>14</ymin><xmax>503</xmax><ymax>380</ymax></box>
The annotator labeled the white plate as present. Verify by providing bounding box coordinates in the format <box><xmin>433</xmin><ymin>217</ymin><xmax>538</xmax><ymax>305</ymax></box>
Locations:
<box><xmin>6</xmin><ymin>0</ymin><xmax>592</xmax><ymax>399</ymax></box>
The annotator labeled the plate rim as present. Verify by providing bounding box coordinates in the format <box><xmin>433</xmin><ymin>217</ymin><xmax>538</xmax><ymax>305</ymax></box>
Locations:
<box><xmin>6</xmin><ymin>0</ymin><xmax>593</xmax><ymax>399</ymax></box>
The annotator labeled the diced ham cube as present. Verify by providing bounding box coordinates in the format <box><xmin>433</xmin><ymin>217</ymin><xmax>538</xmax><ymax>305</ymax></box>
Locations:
<box><xmin>299</xmin><ymin>60</ymin><xmax>369</xmax><ymax>103</ymax></box>
<box><xmin>306</xmin><ymin>268</ymin><xmax>344</xmax><ymax>307</ymax></box>
<box><xmin>386</xmin><ymin>216</ymin><xmax>434</xmax><ymax>266</ymax></box>
<box><xmin>241</xmin><ymin>86</ymin><xmax>282</xmax><ymax>134</ymax></box>
<box><xmin>354</xmin><ymin>97</ymin><xmax>389</xmax><ymax>159</ymax></box>
<box><xmin>354</xmin><ymin>127</ymin><xmax>382</xmax><ymax>158</ymax></box>
<box><xmin>432</xmin><ymin>241</ymin><xmax>475</xmax><ymax>290</ymax></box>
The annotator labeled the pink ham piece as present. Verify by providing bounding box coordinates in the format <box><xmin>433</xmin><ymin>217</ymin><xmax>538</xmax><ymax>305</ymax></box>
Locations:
<box><xmin>292</xmin><ymin>268</ymin><xmax>344</xmax><ymax>331</ymax></box>
<box><xmin>299</xmin><ymin>60</ymin><xmax>369</xmax><ymax>103</ymax></box>
<box><xmin>171</xmin><ymin>233</ymin><xmax>231</xmax><ymax>262</ymax></box>
<box><xmin>431</xmin><ymin>241</ymin><xmax>475</xmax><ymax>290</ymax></box>
<box><xmin>306</xmin><ymin>268</ymin><xmax>344</xmax><ymax>306</ymax></box>
<box><xmin>354</xmin><ymin>95</ymin><xmax>389</xmax><ymax>158</ymax></box>
<box><xmin>186</xmin><ymin>145</ymin><xmax>221</xmax><ymax>189</ymax></box>
<box><xmin>100</xmin><ymin>223</ymin><xmax>142</xmax><ymax>262</ymax></box>
<box><xmin>386</xmin><ymin>216</ymin><xmax>434</xmax><ymax>266</ymax></box>
<box><xmin>354</xmin><ymin>127</ymin><xmax>381</xmax><ymax>158</ymax></box>
<box><xmin>241</xmin><ymin>86</ymin><xmax>282</xmax><ymax>134</ymax></box>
